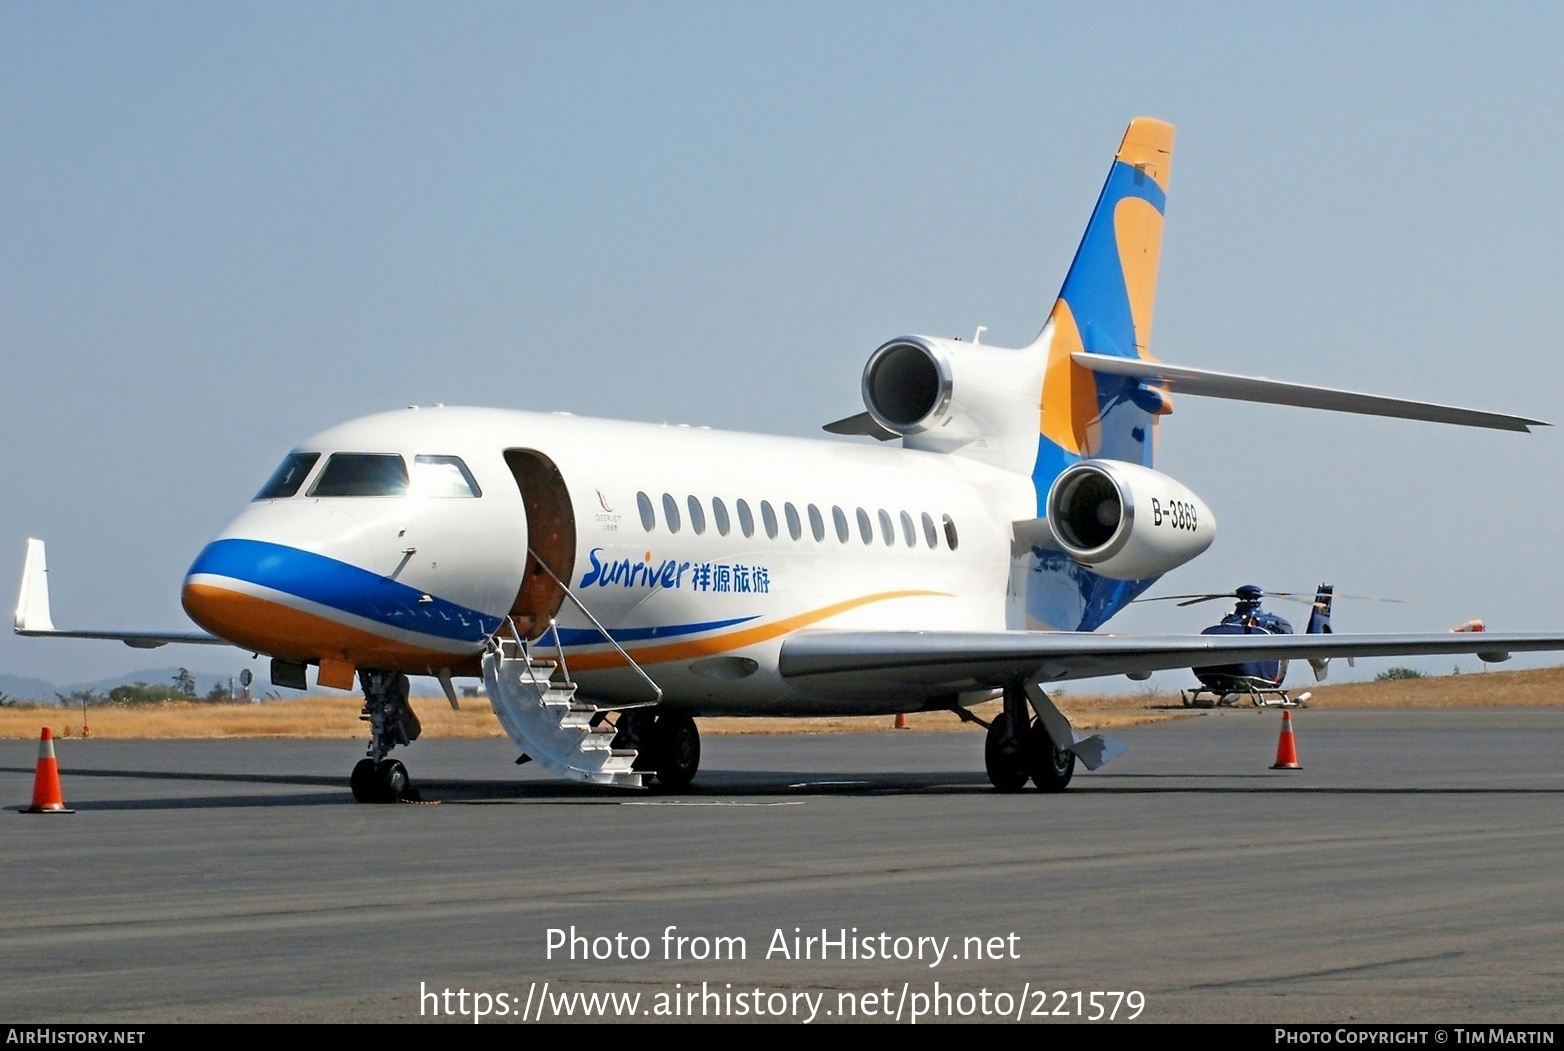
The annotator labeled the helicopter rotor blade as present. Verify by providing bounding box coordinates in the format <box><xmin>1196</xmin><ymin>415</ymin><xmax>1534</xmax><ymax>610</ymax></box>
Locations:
<box><xmin>1133</xmin><ymin>593</ymin><xmax>1236</xmax><ymax>605</ymax></box>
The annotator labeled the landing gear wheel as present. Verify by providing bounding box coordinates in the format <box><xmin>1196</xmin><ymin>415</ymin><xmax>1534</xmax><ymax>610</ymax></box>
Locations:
<box><xmin>649</xmin><ymin>713</ymin><xmax>700</xmax><ymax>789</ymax></box>
<box><xmin>351</xmin><ymin>758</ymin><xmax>379</xmax><ymax>803</ymax></box>
<box><xmin>1029</xmin><ymin>721</ymin><xmax>1075</xmax><ymax>792</ymax></box>
<box><xmin>984</xmin><ymin>713</ymin><xmax>1030</xmax><ymax>792</ymax></box>
<box><xmin>376</xmin><ymin>758</ymin><xmax>413</xmax><ymax>802</ymax></box>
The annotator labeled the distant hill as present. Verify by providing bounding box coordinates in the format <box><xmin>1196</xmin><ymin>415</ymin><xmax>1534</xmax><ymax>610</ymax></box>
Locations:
<box><xmin>0</xmin><ymin>674</ymin><xmax>60</xmax><ymax>703</ymax></box>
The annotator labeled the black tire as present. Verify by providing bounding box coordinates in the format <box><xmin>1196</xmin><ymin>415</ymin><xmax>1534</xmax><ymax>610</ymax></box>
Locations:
<box><xmin>376</xmin><ymin>758</ymin><xmax>410</xmax><ymax>802</ymax></box>
<box><xmin>351</xmin><ymin>758</ymin><xmax>380</xmax><ymax>803</ymax></box>
<box><xmin>1029</xmin><ymin>721</ymin><xmax>1076</xmax><ymax>792</ymax></box>
<box><xmin>984</xmin><ymin>713</ymin><xmax>1030</xmax><ymax>792</ymax></box>
<box><xmin>650</xmin><ymin>713</ymin><xmax>700</xmax><ymax>789</ymax></box>
<box><xmin>613</xmin><ymin>711</ymin><xmax>657</xmax><ymax>771</ymax></box>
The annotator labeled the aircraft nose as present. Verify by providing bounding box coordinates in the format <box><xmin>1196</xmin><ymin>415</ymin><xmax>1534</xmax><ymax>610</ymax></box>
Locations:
<box><xmin>180</xmin><ymin>506</ymin><xmax>376</xmax><ymax>659</ymax></box>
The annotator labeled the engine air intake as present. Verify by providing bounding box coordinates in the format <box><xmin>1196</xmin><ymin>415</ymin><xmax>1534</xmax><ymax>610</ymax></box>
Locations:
<box><xmin>862</xmin><ymin>338</ymin><xmax>951</xmax><ymax>434</ymax></box>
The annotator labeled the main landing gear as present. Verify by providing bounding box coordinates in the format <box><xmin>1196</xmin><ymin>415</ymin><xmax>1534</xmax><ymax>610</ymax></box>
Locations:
<box><xmin>613</xmin><ymin>709</ymin><xmax>701</xmax><ymax>789</ymax></box>
<box><xmin>984</xmin><ymin>682</ymin><xmax>1075</xmax><ymax>792</ymax></box>
<box><xmin>351</xmin><ymin>670</ymin><xmax>423</xmax><ymax>803</ymax></box>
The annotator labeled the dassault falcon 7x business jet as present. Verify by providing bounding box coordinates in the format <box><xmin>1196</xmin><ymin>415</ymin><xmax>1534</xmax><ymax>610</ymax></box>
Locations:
<box><xmin>18</xmin><ymin>118</ymin><xmax>1564</xmax><ymax>802</ymax></box>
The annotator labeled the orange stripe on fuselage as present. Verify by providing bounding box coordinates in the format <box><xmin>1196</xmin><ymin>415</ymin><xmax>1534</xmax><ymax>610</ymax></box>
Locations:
<box><xmin>184</xmin><ymin>583</ymin><xmax>947</xmax><ymax>680</ymax></box>
<box><xmin>568</xmin><ymin>590</ymin><xmax>949</xmax><ymax>671</ymax></box>
<box><xmin>181</xmin><ymin>583</ymin><xmax>481</xmax><ymax>675</ymax></box>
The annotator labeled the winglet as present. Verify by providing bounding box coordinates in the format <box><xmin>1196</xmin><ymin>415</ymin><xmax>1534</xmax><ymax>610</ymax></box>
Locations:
<box><xmin>16</xmin><ymin>539</ymin><xmax>55</xmax><ymax>634</ymax></box>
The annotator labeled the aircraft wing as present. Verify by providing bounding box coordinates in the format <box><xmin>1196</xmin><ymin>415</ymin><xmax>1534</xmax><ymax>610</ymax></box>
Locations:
<box><xmin>778</xmin><ymin>629</ymin><xmax>1564</xmax><ymax>701</ymax></box>
<box><xmin>14</xmin><ymin>539</ymin><xmax>226</xmax><ymax>649</ymax></box>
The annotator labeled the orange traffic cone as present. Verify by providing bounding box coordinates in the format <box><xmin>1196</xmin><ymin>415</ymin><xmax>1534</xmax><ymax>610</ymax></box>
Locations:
<box><xmin>893</xmin><ymin>713</ymin><xmax>908</xmax><ymax>730</ymax></box>
<box><xmin>1270</xmin><ymin>710</ymin><xmax>1301</xmax><ymax>770</ymax></box>
<box><xmin>22</xmin><ymin>727</ymin><xmax>74</xmax><ymax>814</ymax></box>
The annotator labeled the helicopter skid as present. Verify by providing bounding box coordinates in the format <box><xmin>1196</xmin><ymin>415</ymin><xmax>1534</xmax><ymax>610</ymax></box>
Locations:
<box><xmin>1181</xmin><ymin>687</ymin><xmax>1306</xmax><ymax>710</ymax></box>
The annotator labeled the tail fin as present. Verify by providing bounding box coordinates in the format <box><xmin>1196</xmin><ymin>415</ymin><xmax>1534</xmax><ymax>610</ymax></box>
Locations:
<box><xmin>1306</xmin><ymin>584</ymin><xmax>1335</xmax><ymax>635</ymax></box>
<box><xmin>1034</xmin><ymin>118</ymin><xmax>1174</xmax><ymax>504</ymax></box>
<box><xmin>1306</xmin><ymin>583</ymin><xmax>1335</xmax><ymax>680</ymax></box>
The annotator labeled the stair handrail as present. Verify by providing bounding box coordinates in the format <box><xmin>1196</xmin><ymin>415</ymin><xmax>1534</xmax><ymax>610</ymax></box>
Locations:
<box><xmin>526</xmin><ymin>548</ymin><xmax>663</xmax><ymax>703</ymax></box>
<box><xmin>547</xmin><ymin>618</ymin><xmax>570</xmax><ymax>682</ymax></box>
<box><xmin>504</xmin><ymin>616</ymin><xmax>555</xmax><ymax>696</ymax></box>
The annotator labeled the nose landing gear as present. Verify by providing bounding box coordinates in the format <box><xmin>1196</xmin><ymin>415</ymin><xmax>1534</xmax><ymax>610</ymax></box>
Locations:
<box><xmin>351</xmin><ymin>671</ymin><xmax>422</xmax><ymax>803</ymax></box>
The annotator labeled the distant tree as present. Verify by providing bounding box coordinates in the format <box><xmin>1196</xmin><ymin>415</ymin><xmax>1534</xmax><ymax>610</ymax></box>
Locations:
<box><xmin>56</xmin><ymin>688</ymin><xmax>102</xmax><ymax>708</ymax></box>
<box><xmin>205</xmin><ymin>680</ymin><xmax>232</xmax><ymax>702</ymax></box>
<box><xmin>1375</xmin><ymin>666</ymin><xmax>1425</xmax><ymax>681</ymax></box>
<box><xmin>0</xmin><ymin>689</ymin><xmax>10</xmax><ymax>707</ymax></box>
<box><xmin>108</xmin><ymin>681</ymin><xmax>183</xmax><ymax>705</ymax></box>
<box><xmin>173</xmin><ymin>668</ymin><xmax>197</xmax><ymax>699</ymax></box>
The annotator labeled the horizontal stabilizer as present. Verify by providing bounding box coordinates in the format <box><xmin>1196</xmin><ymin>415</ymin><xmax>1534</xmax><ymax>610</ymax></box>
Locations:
<box><xmin>822</xmin><ymin>412</ymin><xmax>897</xmax><ymax>441</ymax></box>
<box><xmin>14</xmin><ymin>539</ymin><xmax>226</xmax><ymax>649</ymax></box>
<box><xmin>1071</xmin><ymin>353</ymin><xmax>1548</xmax><ymax>432</ymax></box>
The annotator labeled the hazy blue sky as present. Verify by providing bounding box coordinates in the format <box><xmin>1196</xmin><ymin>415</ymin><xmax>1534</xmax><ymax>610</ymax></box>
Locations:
<box><xmin>4</xmin><ymin>3</ymin><xmax>1562</xmax><ymax>691</ymax></box>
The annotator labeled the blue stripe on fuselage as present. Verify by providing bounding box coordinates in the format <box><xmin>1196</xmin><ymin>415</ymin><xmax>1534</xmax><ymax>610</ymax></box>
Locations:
<box><xmin>186</xmin><ymin>538</ymin><xmax>502</xmax><ymax>643</ymax></box>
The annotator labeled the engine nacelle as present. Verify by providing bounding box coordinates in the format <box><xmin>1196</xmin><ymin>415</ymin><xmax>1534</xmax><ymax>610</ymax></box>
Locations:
<box><xmin>858</xmin><ymin>335</ymin><xmax>1044</xmax><ymax>476</ymax></box>
<box><xmin>1045</xmin><ymin>460</ymin><xmax>1216</xmax><ymax>580</ymax></box>
<box><xmin>861</xmin><ymin>337</ymin><xmax>955</xmax><ymax>435</ymax></box>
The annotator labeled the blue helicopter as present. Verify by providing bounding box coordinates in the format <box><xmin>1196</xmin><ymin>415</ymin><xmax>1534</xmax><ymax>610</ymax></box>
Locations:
<box><xmin>1139</xmin><ymin>584</ymin><xmax>1339</xmax><ymax>707</ymax></box>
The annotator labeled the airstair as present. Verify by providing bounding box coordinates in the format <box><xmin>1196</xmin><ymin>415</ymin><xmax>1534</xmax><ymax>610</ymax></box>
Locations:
<box><xmin>482</xmin><ymin>634</ymin><xmax>645</xmax><ymax>787</ymax></box>
<box><xmin>481</xmin><ymin>553</ymin><xmax>662</xmax><ymax>788</ymax></box>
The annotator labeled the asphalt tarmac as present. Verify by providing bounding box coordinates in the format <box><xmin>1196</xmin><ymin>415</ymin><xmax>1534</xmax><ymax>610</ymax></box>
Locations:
<box><xmin>2</xmin><ymin>707</ymin><xmax>1562</xmax><ymax>1024</ymax></box>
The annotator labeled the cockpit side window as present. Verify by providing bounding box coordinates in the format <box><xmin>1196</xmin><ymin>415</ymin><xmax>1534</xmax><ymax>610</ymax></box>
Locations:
<box><xmin>254</xmin><ymin>452</ymin><xmax>321</xmax><ymax>500</ymax></box>
<box><xmin>410</xmin><ymin>455</ymin><xmax>482</xmax><ymax>498</ymax></box>
<box><xmin>308</xmin><ymin>454</ymin><xmax>409</xmax><ymax>497</ymax></box>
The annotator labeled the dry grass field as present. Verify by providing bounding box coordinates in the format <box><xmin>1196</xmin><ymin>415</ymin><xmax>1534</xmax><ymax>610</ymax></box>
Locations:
<box><xmin>3</xmin><ymin>665</ymin><xmax>1562</xmax><ymax>741</ymax></box>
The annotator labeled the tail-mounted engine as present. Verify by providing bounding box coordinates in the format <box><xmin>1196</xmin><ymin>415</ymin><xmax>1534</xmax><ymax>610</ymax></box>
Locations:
<box><xmin>861</xmin><ymin>337</ymin><xmax>954</xmax><ymax>435</ymax></box>
<box><xmin>1045</xmin><ymin>460</ymin><xmax>1216</xmax><ymax>580</ymax></box>
<box><xmin>857</xmin><ymin>336</ymin><xmax>1045</xmax><ymax>472</ymax></box>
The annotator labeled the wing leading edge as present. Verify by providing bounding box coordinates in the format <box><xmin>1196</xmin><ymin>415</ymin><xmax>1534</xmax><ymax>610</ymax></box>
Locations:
<box><xmin>778</xmin><ymin>629</ymin><xmax>1564</xmax><ymax>701</ymax></box>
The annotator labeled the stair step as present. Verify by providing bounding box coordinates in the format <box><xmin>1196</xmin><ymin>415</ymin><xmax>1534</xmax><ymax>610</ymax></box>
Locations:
<box><xmin>482</xmin><ymin>648</ymin><xmax>643</xmax><ymax>789</ymax></box>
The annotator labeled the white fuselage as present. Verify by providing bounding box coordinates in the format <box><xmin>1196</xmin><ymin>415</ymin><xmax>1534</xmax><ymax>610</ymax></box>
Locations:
<box><xmin>182</xmin><ymin>406</ymin><xmax>1037</xmax><ymax>715</ymax></box>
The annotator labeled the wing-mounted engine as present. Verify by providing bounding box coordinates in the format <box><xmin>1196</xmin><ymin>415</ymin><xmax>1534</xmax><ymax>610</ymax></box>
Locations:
<box><xmin>1045</xmin><ymin>460</ymin><xmax>1215</xmax><ymax>580</ymax></box>
<box><xmin>858</xmin><ymin>336</ymin><xmax>1045</xmax><ymax>469</ymax></box>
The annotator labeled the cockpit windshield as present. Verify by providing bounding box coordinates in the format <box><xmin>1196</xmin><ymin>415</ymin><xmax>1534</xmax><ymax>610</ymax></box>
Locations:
<box><xmin>308</xmin><ymin>454</ymin><xmax>409</xmax><ymax>497</ymax></box>
<box><xmin>253</xmin><ymin>452</ymin><xmax>321</xmax><ymax>500</ymax></box>
<box><xmin>410</xmin><ymin>455</ymin><xmax>482</xmax><ymax>498</ymax></box>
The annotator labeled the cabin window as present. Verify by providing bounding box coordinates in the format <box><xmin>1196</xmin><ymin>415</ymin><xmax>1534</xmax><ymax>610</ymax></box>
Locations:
<box><xmin>921</xmin><ymin>511</ymin><xmax>938</xmax><ymax>549</ymax></box>
<box><xmin>662</xmin><ymin>493</ymin><xmax>682</xmax><ymax>534</ymax></box>
<box><xmin>687</xmin><ymin>495</ymin><xmax>707</xmax><ymax>535</ymax></box>
<box><xmin>308</xmin><ymin>454</ymin><xmax>408</xmax><ymax>498</ymax></box>
<box><xmin>899</xmin><ymin>510</ymin><xmax>916</xmax><ymax>547</ymax></box>
<box><xmin>856</xmin><ymin>507</ymin><xmax>873</xmax><ymax>545</ymax></box>
<box><xmin>943</xmin><ymin>514</ymin><xmax>959</xmax><ymax>550</ymax></box>
<box><xmin>637</xmin><ymin>492</ymin><xmax>656</xmax><ymax>532</ymax></box>
<box><xmin>254</xmin><ymin>452</ymin><xmax>320</xmax><ymax>500</ymax></box>
<box><xmin>784</xmin><ymin>502</ymin><xmax>802</xmax><ymax>541</ymax></box>
<box><xmin>410</xmin><ymin>455</ymin><xmax>481</xmax><ymax>498</ymax></box>
<box><xmin>712</xmin><ymin>497</ymin><xmax>731</xmax><ymax>536</ymax></box>
<box><xmin>832</xmin><ymin>506</ymin><xmax>850</xmax><ymax>543</ymax></box>
<box><xmin>808</xmin><ymin>504</ymin><xmax>826</xmax><ymax>542</ymax></box>
<box><xmin>878</xmin><ymin>509</ymin><xmax>895</xmax><ymax>547</ymax></box>
<box><xmin>737</xmin><ymin>499</ymin><xmax>755</xmax><ymax>538</ymax></box>
<box><xmin>761</xmin><ymin>500</ymin><xmax>779</xmax><ymax>540</ymax></box>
